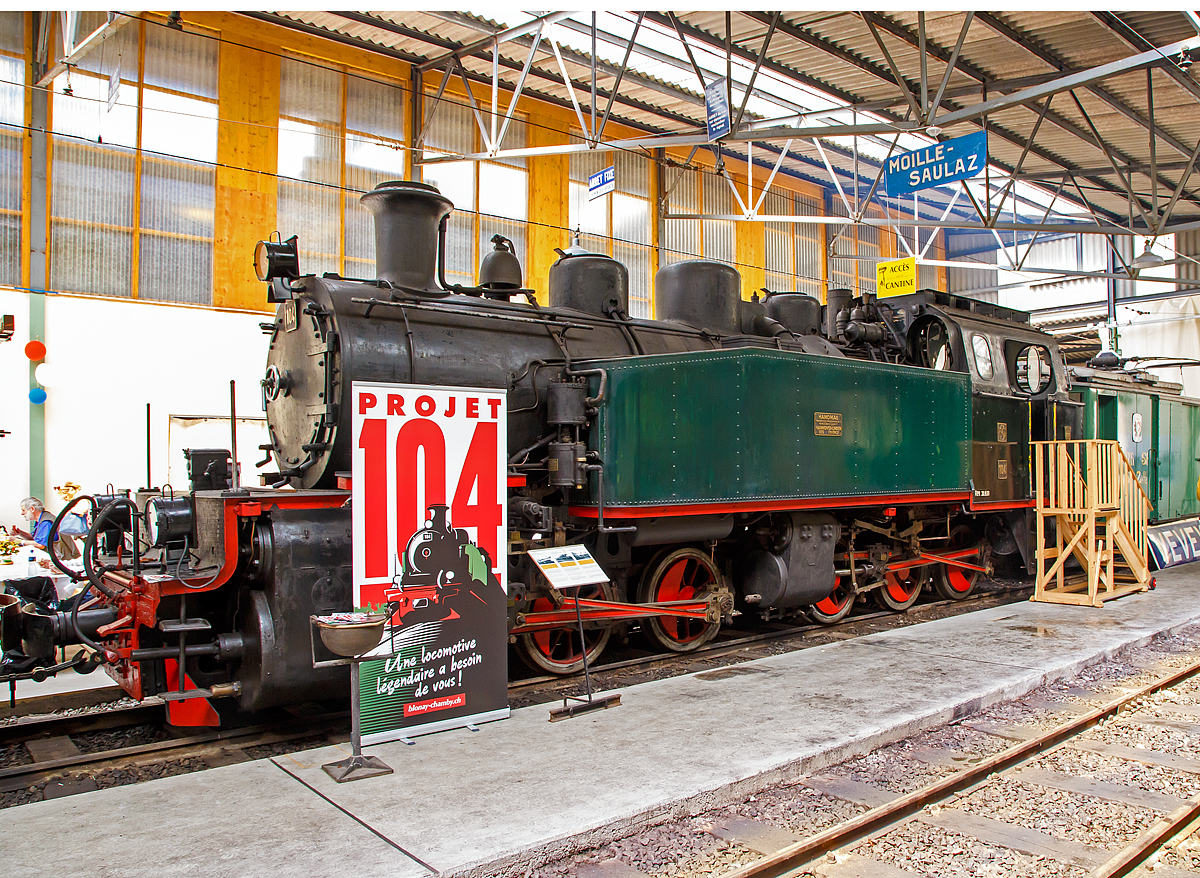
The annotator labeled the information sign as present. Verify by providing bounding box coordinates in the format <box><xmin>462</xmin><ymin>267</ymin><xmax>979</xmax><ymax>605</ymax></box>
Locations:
<box><xmin>528</xmin><ymin>545</ymin><xmax>609</xmax><ymax>590</ymax></box>
<box><xmin>351</xmin><ymin>381</ymin><xmax>509</xmax><ymax>744</ymax></box>
<box><xmin>705</xmin><ymin>78</ymin><xmax>731</xmax><ymax>141</ymax></box>
<box><xmin>588</xmin><ymin>165</ymin><xmax>615</xmax><ymax>201</ymax></box>
<box><xmin>876</xmin><ymin>257</ymin><xmax>917</xmax><ymax>298</ymax></box>
<box><xmin>885</xmin><ymin>131</ymin><xmax>987</xmax><ymax>196</ymax></box>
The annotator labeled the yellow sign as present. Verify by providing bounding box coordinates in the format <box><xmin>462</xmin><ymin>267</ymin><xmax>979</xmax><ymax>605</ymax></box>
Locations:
<box><xmin>814</xmin><ymin>412</ymin><xmax>842</xmax><ymax>437</ymax></box>
<box><xmin>876</xmin><ymin>257</ymin><xmax>916</xmax><ymax>298</ymax></box>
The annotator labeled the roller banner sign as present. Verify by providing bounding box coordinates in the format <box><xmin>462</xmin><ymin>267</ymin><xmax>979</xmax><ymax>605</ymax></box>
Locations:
<box><xmin>351</xmin><ymin>381</ymin><xmax>509</xmax><ymax>744</ymax></box>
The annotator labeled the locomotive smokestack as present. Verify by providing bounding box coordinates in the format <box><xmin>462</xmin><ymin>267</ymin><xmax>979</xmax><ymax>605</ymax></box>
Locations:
<box><xmin>360</xmin><ymin>181</ymin><xmax>453</xmax><ymax>293</ymax></box>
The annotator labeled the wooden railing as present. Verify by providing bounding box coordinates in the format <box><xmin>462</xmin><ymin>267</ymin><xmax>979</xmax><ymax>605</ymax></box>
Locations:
<box><xmin>1031</xmin><ymin>439</ymin><xmax>1151</xmax><ymax>606</ymax></box>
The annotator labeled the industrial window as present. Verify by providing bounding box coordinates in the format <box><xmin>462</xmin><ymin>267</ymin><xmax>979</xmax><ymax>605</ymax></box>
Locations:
<box><xmin>0</xmin><ymin>12</ymin><xmax>23</xmax><ymax>287</ymax></box>
<box><xmin>662</xmin><ymin>163</ymin><xmax>741</xmax><ymax>275</ymax></box>
<box><xmin>858</xmin><ymin>209</ymin><xmax>882</xmax><ymax>296</ymax></box>
<box><xmin>49</xmin><ymin>16</ymin><xmax>218</xmax><ymax>304</ymax></box>
<box><xmin>568</xmin><ymin>139</ymin><xmax>652</xmax><ymax>317</ymax></box>
<box><xmin>421</xmin><ymin>97</ymin><xmax>528</xmax><ymax>290</ymax></box>
<box><xmin>702</xmin><ymin>172</ymin><xmax>735</xmax><ymax>267</ymax></box>
<box><xmin>795</xmin><ymin>193</ymin><xmax>823</xmax><ymax>298</ymax></box>
<box><xmin>826</xmin><ymin>194</ymin><xmax>855</xmax><ymax>293</ymax></box>
<box><xmin>277</xmin><ymin>58</ymin><xmax>406</xmax><ymax>281</ymax></box>
<box><xmin>971</xmin><ymin>333</ymin><xmax>994</xmax><ymax>380</ymax></box>
<box><xmin>662</xmin><ymin>164</ymin><xmax>699</xmax><ymax>266</ymax></box>
<box><xmin>763</xmin><ymin>190</ymin><xmax>823</xmax><ymax>299</ymax></box>
<box><xmin>763</xmin><ymin>190</ymin><xmax>794</xmax><ymax>293</ymax></box>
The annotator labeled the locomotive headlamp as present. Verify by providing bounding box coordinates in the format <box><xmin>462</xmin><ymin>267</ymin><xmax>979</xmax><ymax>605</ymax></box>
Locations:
<box><xmin>145</xmin><ymin>496</ymin><xmax>194</xmax><ymax>548</ymax></box>
<box><xmin>253</xmin><ymin>235</ymin><xmax>300</xmax><ymax>282</ymax></box>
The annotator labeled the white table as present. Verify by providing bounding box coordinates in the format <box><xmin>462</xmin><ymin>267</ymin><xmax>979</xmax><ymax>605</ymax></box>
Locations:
<box><xmin>0</xmin><ymin>550</ymin><xmax>87</xmax><ymax>600</ymax></box>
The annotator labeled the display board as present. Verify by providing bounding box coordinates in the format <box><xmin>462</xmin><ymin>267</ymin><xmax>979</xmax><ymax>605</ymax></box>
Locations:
<box><xmin>351</xmin><ymin>381</ymin><xmax>509</xmax><ymax>744</ymax></box>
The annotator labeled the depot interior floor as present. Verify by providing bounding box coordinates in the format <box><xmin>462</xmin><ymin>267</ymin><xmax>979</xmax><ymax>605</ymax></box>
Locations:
<box><xmin>6</xmin><ymin>568</ymin><xmax>1200</xmax><ymax>878</ymax></box>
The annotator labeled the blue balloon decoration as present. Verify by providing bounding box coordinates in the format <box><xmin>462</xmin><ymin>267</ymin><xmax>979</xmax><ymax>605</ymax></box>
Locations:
<box><xmin>28</xmin><ymin>388</ymin><xmax>47</xmax><ymax>405</ymax></box>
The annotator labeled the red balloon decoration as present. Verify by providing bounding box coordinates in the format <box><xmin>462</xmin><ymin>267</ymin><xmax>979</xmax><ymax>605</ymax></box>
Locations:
<box><xmin>24</xmin><ymin>340</ymin><xmax>46</xmax><ymax>361</ymax></box>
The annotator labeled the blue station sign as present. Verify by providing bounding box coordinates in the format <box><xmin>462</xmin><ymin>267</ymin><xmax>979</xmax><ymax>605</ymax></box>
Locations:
<box><xmin>705</xmin><ymin>77</ymin><xmax>731</xmax><ymax>142</ymax></box>
<box><xmin>885</xmin><ymin>130</ymin><xmax>987</xmax><ymax>197</ymax></box>
<box><xmin>588</xmin><ymin>165</ymin><xmax>615</xmax><ymax>201</ymax></box>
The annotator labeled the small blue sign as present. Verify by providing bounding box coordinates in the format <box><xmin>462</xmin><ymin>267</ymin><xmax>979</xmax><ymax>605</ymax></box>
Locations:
<box><xmin>705</xmin><ymin>78</ymin><xmax>731</xmax><ymax>142</ymax></box>
<box><xmin>588</xmin><ymin>165</ymin><xmax>615</xmax><ymax>201</ymax></box>
<box><xmin>885</xmin><ymin>130</ymin><xmax>988</xmax><ymax>197</ymax></box>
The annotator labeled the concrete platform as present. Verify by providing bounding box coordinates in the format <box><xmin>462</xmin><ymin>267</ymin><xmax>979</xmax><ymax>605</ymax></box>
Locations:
<box><xmin>6</xmin><ymin>565</ymin><xmax>1200</xmax><ymax>878</ymax></box>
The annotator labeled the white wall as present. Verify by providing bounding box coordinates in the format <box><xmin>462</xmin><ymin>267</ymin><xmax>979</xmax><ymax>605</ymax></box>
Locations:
<box><xmin>1</xmin><ymin>288</ymin><xmax>270</xmax><ymax>519</ymax></box>
<box><xmin>0</xmin><ymin>286</ymin><xmax>31</xmax><ymax>526</ymax></box>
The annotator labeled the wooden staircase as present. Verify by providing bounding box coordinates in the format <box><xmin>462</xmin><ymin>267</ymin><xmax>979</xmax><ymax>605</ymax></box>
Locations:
<box><xmin>1031</xmin><ymin>439</ymin><xmax>1152</xmax><ymax>606</ymax></box>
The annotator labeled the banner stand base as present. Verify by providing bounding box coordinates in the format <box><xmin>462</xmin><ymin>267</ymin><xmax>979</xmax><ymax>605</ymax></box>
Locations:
<box><xmin>323</xmin><ymin>753</ymin><xmax>394</xmax><ymax>782</ymax></box>
<box><xmin>323</xmin><ymin>658</ymin><xmax>394</xmax><ymax>783</ymax></box>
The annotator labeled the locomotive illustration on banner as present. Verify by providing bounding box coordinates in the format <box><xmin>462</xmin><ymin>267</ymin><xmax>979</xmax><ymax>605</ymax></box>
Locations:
<box><xmin>9</xmin><ymin>176</ymin><xmax>1190</xmax><ymax>728</ymax></box>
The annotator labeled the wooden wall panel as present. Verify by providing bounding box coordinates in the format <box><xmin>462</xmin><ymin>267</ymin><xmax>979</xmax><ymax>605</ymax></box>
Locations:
<box><xmin>211</xmin><ymin>37</ymin><xmax>279</xmax><ymax>312</ymax></box>
<box><xmin>526</xmin><ymin>119</ymin><xmax>569</xmax><ymax>302</ymax></box>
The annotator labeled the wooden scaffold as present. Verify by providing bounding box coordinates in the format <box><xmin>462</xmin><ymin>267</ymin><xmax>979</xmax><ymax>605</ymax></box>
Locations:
<box><xmin>1031</xmin><ymin>439</ymin><xmax>1152</xmax><ymax>607</ymax></box>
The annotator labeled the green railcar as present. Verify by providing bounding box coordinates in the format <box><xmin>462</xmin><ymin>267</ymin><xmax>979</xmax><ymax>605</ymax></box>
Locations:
<box><xmin>1072</xmin><ymin>367</ymin><xmax>1200</xmax><ymax>522</ymax></box>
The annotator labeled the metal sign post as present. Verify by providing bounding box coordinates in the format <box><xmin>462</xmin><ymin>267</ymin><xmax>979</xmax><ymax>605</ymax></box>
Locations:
<box><xmin>314</xmin><ymin>613</ymin><xmax>395</xmax><ymax>783</ymax></box>
<box><xmin>526</xmin><ymin>545</ymin><xmax>621</xmax><ymax>721</ymax></box>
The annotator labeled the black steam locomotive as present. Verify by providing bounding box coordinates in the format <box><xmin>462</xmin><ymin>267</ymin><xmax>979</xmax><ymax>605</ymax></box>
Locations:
<box><xmin>3</xmin><ymin>180</ymin><xmax>1076</xmax><ymax>724</ymax></box>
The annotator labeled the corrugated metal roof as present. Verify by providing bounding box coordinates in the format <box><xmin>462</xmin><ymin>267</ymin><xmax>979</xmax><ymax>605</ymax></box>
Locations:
<box><xmin>258</xmin><ymin>10</ymin><xmax>1200</xmax><ymax>233</ymax></box>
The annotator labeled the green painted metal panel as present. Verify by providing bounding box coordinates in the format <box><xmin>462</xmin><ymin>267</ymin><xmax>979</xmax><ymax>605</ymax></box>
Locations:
<box><xmin>1160</xmin><ymin>399</ymin><xmax>1200</xmax><ymax>521</ymax></box>
<box><xmin>971</xmin><ymin>394</ymin><xmax>1029</xmax><ymax>503</ymax></box>
<box><xmin>584</xmin><ymin>349</ymin><xmax>971</xmax><ymax>507</ymax></box>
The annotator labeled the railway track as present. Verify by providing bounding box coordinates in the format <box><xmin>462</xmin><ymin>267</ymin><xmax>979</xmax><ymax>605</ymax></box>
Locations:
<box><xmin>0</xmin><ymin>582</ymin><xmax>1031</xmax><ymax>807</ymax></box>
<box><xmin>527</xmin><ymin>628</ymin><xmax>1200</xmax><ymax>878</ymax></box>
<box><xmin>720</xmin><ymin>657</ymin><xmax>1200</xmax><ymax>878</ymax></box>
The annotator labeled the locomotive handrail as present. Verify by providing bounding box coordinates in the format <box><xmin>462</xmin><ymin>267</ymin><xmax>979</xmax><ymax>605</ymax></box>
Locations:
<box><xmin>352</xmin><ymin>297</ymin><xmax>596</xmax><ymax>330</ymax></box>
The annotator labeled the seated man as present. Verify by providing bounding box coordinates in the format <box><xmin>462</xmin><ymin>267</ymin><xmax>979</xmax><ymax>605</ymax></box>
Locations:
<box><xmin>13</xmin><ymin>496</ymin><xmax>79</xmax><ymax>560</ymax></box>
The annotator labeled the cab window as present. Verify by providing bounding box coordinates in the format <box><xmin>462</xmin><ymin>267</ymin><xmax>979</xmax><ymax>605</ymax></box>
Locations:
<box><xmin>1013</xmin><ymin>344</ymin><xmax>1051</xmax><ymax>394</ymax></box>
<box><xmin>970</xmin><ymin>334</ymin><xmax>994</xmax><ymax>380</ymax></box>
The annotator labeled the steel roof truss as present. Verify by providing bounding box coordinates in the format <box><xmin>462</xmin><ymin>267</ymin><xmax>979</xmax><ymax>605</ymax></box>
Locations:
<box><xmin>596</xmin><ymin>13</ymin><xmax>644</xmax><ymax>143</ymax></box>
<box><xmin>813</xmin><ymin>138</ymin><xmax>855</xmax><ymax>219</ymax></box>
<box><xmin>920</xmin><ymin>188</ymin><xmax>965</xmax><ymax>260</ymax></box>
<box><xmin>1156</xmin><ymin>136</ymin><xmax>1200</xmax><ymax>236</ymax></box>
<box><xmin>751</xmin><ymin>140</ymin><xmax>795</xmax><ymax>215</ymax></box>
<box><xmin>456</xmin><ymin>58</ymin><xmax>494</xmax><ymax>153</ymax></box>
<box><xmin>1016</xmin><ymin>180</ymin><xmax>1068</xmax><ymax>271</ymax></box>
<box><xmin>929</xmin><ymin>37</ymin><xmax>1195</xmax><ymax>129</ymax></box>
<box><xmin>862</xmin><ymin>14</ymin><xmax>924</xmax><ymax>122</ymax></box>
<box><xmin>548</xmin><ymin>33</ymin><xmax>592</xmax><ymax>140</ymax></box>
<box><xmin>416</xmin><ymin>11</ymin><xmax>572</xmax><ymax>73</ymax></box>
<box><xmin>414</xmin><ymin>61</ymin><xmax>456</xmax><ymax>152</ymax></box>
<box><xmin>494</xmin><ymin>21</ymin><xmax>546</xmax><ymax>154</ymax></box>
<box><xmin>1068</xmin><ymin>91</ymin><xmax>1155</xmax><ymax>230</ymax></box>
<box><xmin>928</xmin><ymin>13</ymin><xmax>974</xmax><ymax>122</ymax></box>
<box><xmin>991</xmin><ymin>95</ymin><xmax>1055</xmax><ymax>223</ymax></box>
<box><xmin>733</xmin><ymin>13</ymin><xmax>779</xmax><ymax>135</ymax></box>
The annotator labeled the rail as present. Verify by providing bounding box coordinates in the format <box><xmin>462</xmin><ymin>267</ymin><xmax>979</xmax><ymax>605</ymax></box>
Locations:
<box><xmin>1031</xmin><ymin>439</ymin><xmax>1151</xmax><ymax>606</ymax></box>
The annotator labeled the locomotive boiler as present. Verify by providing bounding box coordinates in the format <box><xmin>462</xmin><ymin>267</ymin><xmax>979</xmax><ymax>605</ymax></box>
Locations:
<box><xmin>2</xmin><ymin>179</ymin><xmax>1078</xmax><ymax>724</ymax></box>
